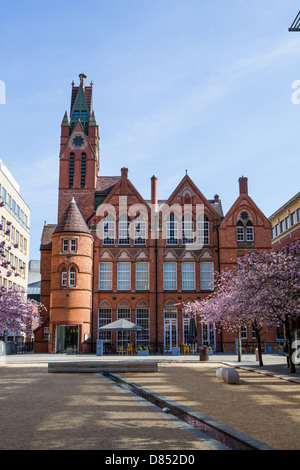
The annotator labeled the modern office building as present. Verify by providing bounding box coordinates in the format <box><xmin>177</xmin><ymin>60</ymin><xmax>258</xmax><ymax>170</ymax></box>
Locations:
<box><xmin>269</xmin><ymin>192</ymin><xmax>300</xmax><ymax>250</ymax></box>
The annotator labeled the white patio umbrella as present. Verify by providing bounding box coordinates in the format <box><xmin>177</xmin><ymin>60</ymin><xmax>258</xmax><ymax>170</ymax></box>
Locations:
<box><xmin>99</xmin><ymin>319</ymin><xmax>144</xmax><ymax>351</ymax></box>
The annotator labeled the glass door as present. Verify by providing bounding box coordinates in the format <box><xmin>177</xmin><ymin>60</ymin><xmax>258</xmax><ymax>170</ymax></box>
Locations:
<box><xmin>164</xmin><ymin>309</ymin><xmax>177</xmax><ymax>351</ymax></box>
<box><xmin>56</xmin><ymin>325</ymin><xmax>79</xmax><ymax>353</ymax></box>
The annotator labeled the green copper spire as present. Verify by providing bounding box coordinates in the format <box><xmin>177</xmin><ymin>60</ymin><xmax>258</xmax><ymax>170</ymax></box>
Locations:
<box><xmin>70</xmin><ymin>74</ymin><xmax>91</xmax><ymax>135</ymax></box>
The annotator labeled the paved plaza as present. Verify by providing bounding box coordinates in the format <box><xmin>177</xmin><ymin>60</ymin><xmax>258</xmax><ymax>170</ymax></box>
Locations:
<box><xmin>0</xmin><ymin>352</ymin><xmax>299</xmax><ymax>451</ymax></box>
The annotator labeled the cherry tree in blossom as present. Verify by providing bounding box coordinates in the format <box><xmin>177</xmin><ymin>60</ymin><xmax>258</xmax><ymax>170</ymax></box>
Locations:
<box><xmin>0</xmin><ymin>201</ymin><xmax>43</xmax><ymax>342</ymax></box>
<box><xmin>184</xmin><ymin>241</ymin><xmax>300</xmax><ymax>371</ymax></box>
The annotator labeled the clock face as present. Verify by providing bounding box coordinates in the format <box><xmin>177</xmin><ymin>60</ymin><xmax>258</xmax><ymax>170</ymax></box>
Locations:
<box><xmin>73</xmin><ymin>136</ymin><xmax>84</xmax><ymax>147</ymax></box>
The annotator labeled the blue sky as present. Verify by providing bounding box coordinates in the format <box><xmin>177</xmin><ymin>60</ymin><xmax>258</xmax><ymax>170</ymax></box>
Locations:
<box><xmin>0</xmin><ymin>0</ymin><xmax>300</xmax><ymax>260</ymax></box>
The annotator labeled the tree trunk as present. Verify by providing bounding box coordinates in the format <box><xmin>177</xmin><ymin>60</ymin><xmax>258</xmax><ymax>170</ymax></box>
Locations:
<box><xmin>237</xmin><ymin>329</ymin><xmax>241</xmax><ymax>362</ymax></box>
<box><xmin>285</xmin><ymin>317</ymin><xmax>296</xmax><ymax>374</ymax></box>
<box><xmin>256</xmin><ymin>330</ymin><xmax>264</xmax><ymax>367</ymax></box>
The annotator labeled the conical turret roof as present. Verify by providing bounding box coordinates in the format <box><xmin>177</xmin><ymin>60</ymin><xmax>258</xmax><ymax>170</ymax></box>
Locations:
<box><xmin>54</xmin><ymin>198</ymin><xmax>90</xmax><ymax>235</ymax></box>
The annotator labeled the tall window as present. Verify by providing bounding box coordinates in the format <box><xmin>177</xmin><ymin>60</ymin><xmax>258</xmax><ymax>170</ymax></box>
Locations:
<box><xmin>163</xmin><ymin>262</ymin><xmax>177</xmax><ymax>290</ymax></box>
<box><xmin>246</xmin><ymin>221</ymin><xmax>254</xmax><ymax>241</ymax></box>
<box><xmin>200</xmin><ymin>262</ymin><xmax>214</xmax><ymax>290</ymax></box>
<box><xmin>69</xmin><ymin>153</ymin><xmax>74</xmax><ymax>188</ymax></box>
<box><xmin>98</xmin><ymin>302</ymin><xmax>112</xmax><ymax>342</ymax></box>
<box><xmin>136</xmin><ymin>302</ymin><xmax>150</xmax><ymax>348</ymax></box>
<box><xmin>197</xmin><ymin>215</ymin><xmax>209</xmax><ymax>246</ymax></box>
<box><xmin>237</xmin><ymin>211</ymin><xmax>254</xmax><ymax>243</ymax></box>
<box><xmin>117</xmin><ymin>301</ymin><xmax>131</xmax><ymax>350</ymax></box>
<box><xmin>69</xmin><ymin>268</ymin><xmax>76</xmax><ymax>287</ymax></box>
<box><xmin>182</xmin><ymin>214</ymin><xmax>194</xmax><ymax>245</ymax></box>
<box><xmin>182</xmin><ymin>263</ymin><xmax>195</xmax><ymax>290</ymax></box>
<box><xmin>118</xmin><ymin>214</ymin><xmax>130</xmax><ymax>245</ymax></box>
<box><xmin>166</xmin><ymin>213</ymin><xmax>178</xmax><ymax>245</ymax></box>
<box><xmin>237</xmin><ymin>221</ymin><xmax>244</xmax><ymax>241</ymax></box>
<box><xmin>103</xmin><ymin>214</ymin><xmax>115</xmax><ymax>245</ymax></box>
<box><xmin>70</xmin><ymin>239</ymin><xmax>77</xmax><ymax>252</ymax></box>
<box><xmin>136</xmin><ymin>262</ymin><xmax>149</xmax><ymax>290</ymax></box>
<box><xmin>99</xmin><ymin>262</ymin><xmax>112</xmax><ymax>290</ymax></box>
<box><xmin>81</xmin><ymin>153</ymin><xmax>86</xmax><ymax>188</ymax></box>
<box><xmin>61</xmin><ymin>268</ymin><xmax>67</xmax><ymax>287</ymax></box>
<box><xmin>117</xmin><ymin>262</ymin><xmax>131</xmax><ymax>290</ymax></box>
<box><xmin>134</xmin><ymin>214</ymin><xmax>146</xmax><ymax>245</ymax></box>
<box><xmin>202</xmin><ymin>323</ymin><xmax>215</xmax><ymax>348</ymax></box>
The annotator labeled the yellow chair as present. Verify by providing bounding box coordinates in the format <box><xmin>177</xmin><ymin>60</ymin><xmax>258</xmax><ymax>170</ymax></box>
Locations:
<box><xmin>126</xmin><ymin>344</ymin><xmax>134</xmax><ymax>355</ymax></box>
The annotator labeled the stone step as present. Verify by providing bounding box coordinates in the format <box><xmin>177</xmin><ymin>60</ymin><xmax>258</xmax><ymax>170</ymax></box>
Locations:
<box><xmin>48</xmin><ymin>361</ymin><xmax>158</xmax><ymax>373</ymax></box>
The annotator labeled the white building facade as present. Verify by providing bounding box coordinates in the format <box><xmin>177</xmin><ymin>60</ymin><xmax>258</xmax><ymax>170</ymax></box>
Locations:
<box><xmin>0</xmin><ymin>162</ymin><xmax>30</xmax><ymax>291</ymax></box>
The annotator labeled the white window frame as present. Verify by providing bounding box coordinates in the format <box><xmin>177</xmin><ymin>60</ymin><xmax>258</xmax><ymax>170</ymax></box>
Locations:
<box><xmin>99</xmin><ymin>262</ymin><xmax>113</xmax><ymax>290</ymax></box>
<box><xmin>62</xmin><ymin>239</ymin><xmax>69</xmax><ymax>252</ymax></box>
<box><xmin>117</xmin><ymin>262</ymin><xmax>131</xmax><ymax>290</ymax></box>
<box><xmin>136</xmin><ymin>262</ymin><xmax>149</xmax><ymax>290</ymax></box>
<box><xmin>182</xmin><ymin>263</ymin><xmax>195</xmax><ymax>290</ymax></box>
<box><xmin>61</xmin><ymin>269</ymin><xmax>68</xmax><ymax>287</ymax></box>
<box><xmin>134</xmin><ymin>218</ymin><xmax>146</xmax><ymax>245</ymax></box>
<box><xmin>200</xmin><ymin>262</ymin><xmax>214</xmax><ymax>291</ymax></box>
<box><xmin>103</xmin><ymin>215</ymin><xmax>115</xmax><ymax>245</ymax></box>
<box><xmin>163</xmin><ymin>262</ymin><xmax>177</xmax><ymax>290</ymax></box>
<box><xmin>70</xmin><ymin>239</ymin><xmax>77</xmax><ymax>253</ymax></box>
<box><xmin>197</xmin><ymin>216</ymin><xmax>209</xmax><ymax>246</ymax></box>
<box><xmin>69</xmin><ymin>268</ymin><xmax>76</xmax><ymax>287</ymax></box>
<box><xmin>166</xmin><ymin>215</ymin><xmax>178</xmax><ymax>245</ymax></box>
<box><xmin>246</xmin><ymin>225</ymin><xmax>254</xmax><ymax>242</ymax></box>
<box><xmin>118</xmin><ymin>217</ymin><xmax>130</xmax><ymax>245</ymax></box>
<box><xmin>237</xmin><ymin>226</ymin><xmax>244</xmax><ymax>242</ymax></box>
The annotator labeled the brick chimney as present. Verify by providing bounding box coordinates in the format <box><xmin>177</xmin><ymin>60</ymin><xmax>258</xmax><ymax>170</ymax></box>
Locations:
<box><xmin>239</xmin><ymin>176</ymin><xmax>248</xmax><ymax>196</ymax></box>
<box><xmin>151</xmin><ymin>175</ymin><xmax>158</xmax><ymax>212</ymax></box>
<box><xmin>121</xmin><ymin>167</ymin><xmax>128</xmax><ymax>179</ymax></box>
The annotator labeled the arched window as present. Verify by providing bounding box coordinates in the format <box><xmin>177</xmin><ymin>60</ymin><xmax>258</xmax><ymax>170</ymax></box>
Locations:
<box><xmin>98</xmin><ymin>300</ymin><xmax>112</xmax><ymax>342</ymax></box>
<box><xmin>69</xmin><ymin>267</ymin><xmax>76</xmax><ymax>287</ymax></box>
<box><xmin>236</xmin><ymin>211</ymin><xmax>254</xmax><ymax>242</ymax></box>
<box><xmin>246</xmin><ymin>221</ymin><xmax>254</xmax><ymax>242</ymax></box>
<box><xmin>237</xmin><ymin>220</ymin><xmax>244</xmax><ymax>242</ymax></box>
<box><xmin>118</xmin><ymin>214</ymin><xmax>130</xmax><ymax>245</ymax></box>
<box><xmin>182</xmin><ymin>214</ymin><xmax>194</xmax><ymax>245</ymax></box>
<box><xmin>61</xmin><ymin>268</ymin><xmax>67</xmax><ymax>287</ymax></box>
<box><xmin>81</xmin><ymin>153</ymin><xmax>86</xmax><ymax>188</ymax></box>
<box><xmin>136</xmin><ymin>300</ymin><xmax>150</xmax><ymax>348</ymax></box>
<box><xmin>167</xmin><ymin>213</ymin><xmax>178</xmax><ymax>245</ymax></box>
<box><xmin>103</xmin><ymin>214</ymin><xmax>115</xmax><ymax>245</ymax></box>
<box><xmin>117</xmin><ymin>300</ymin><xmax>131</xmax><ymax>351</ymax></box>
<box><xmin>134</xmin><ymin>214</ymin><xmax>146</xmax><ymax>245</ymax></box>
<box><xmin>197</xmin><ymin>215</ymin><xmax>209</xmax><ymax>246</ymax></box>
<box><xmin>69</xmin><ymin>153</ymin><xmax>74</xmax><ymax>188</ymax></box>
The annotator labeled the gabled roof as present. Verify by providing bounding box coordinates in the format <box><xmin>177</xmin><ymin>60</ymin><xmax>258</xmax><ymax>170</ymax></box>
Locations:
<box><xmin>165</xmin><ymin>173</ymin><xmax>223</xmax><ymax>218</ymax></box>
<box><xmin>40</xmin><ymin>224</ymin><xmax>57</xmax><ymax>251</ymax></box>
<box><xmin>53</xmin><ymin>198</ymin><xmax>90</xmax><ymax>235</ymax></box>
<box><xmin>96</xmin><ymin>176</ymin><xmax>121</xmax><ymax>194</ymax></box>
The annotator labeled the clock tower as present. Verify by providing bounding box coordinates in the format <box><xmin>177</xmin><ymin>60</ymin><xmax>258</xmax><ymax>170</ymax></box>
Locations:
<box><xmin>58</xmin><ymin>74</ymin><xmax>99</xmax><ymax>223</ymax></box>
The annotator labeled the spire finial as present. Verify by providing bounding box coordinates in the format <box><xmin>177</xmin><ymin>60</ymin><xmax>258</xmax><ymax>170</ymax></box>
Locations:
<box><xmin>79</xmin><ymin>73</ymin><xmax>87</xmax><ymax>87</ymax></box>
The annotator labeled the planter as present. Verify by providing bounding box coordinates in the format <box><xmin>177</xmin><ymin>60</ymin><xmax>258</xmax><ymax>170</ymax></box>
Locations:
<box><xmin>137</xmin><ymin>350</ymin><xmax>149</xmax><ymax>356</ymax></box>
<box><xmin>208</xmin><ymin>349</ymin><xmax>213</xmax><ymax>356</ymax></box>
<box><xmin>172</xmin><ymin>347</ymin><xmax>181</xmax><ymax>356</ymax></box>
<box><xmin>277</xmin><ymin>348</ymin><xmax>284</xmax><ymax>356</ymax></box>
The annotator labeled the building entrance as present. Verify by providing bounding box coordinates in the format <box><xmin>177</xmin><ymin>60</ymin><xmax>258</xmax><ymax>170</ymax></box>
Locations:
<box><xmin>56</xmin><ymin>325</ymin><xmax>79</xmax><ymax>353</ymax></box>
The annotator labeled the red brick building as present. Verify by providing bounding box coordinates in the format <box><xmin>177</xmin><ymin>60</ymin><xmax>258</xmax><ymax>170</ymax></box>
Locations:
<box><xmin>35</xmin><ymin>74</ymin><xmax>277</xmax><ymax>354</ymax></box>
